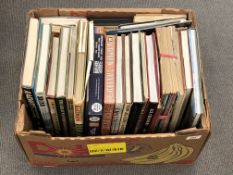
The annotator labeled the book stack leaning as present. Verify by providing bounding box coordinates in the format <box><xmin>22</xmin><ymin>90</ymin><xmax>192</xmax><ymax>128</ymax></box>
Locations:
<box><xmin>22</xmin><ymin>14</ymin><xmax>203</xmax><ymax>136</ymax></box>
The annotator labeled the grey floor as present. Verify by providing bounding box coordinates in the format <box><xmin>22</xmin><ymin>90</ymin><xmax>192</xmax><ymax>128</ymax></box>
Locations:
<box><xmin>0</xmin><ymin>0</ymin><xmax>233</xmax><ymax>175</ymax></box>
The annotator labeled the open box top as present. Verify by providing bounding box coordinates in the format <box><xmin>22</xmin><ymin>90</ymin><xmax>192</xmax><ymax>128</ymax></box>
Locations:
<box><xmin>15</xmin><ymin>8</ymin><xmax>211</xmax><ymax>166</ymax></box>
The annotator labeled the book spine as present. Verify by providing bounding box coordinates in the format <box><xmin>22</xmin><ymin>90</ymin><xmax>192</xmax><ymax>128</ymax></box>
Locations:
<box><xmin>47</xmin><ymin>97</ymin><xmax>61</xmax><ymax>135</ymax></box>
<box><xmin>134</xmin><ymin>101</ymin><xmax>149</xmax><ymax>134</ymax></box>
<box><xmin>125</xmin><ymin>103</ymin><xmax>144</xmax><ymax>134</ymax></box>
<box><xmin>102</xmin><ymin>104</ymin><xmax>115</xmax><ymax>135</ymax></box>
<box><xmin>85</xmin><ymin>34</ymin><xmax>104</xmax><ymax>136</ymax></box>
<box><xmin>55</xmin><ymin>97</ymin><xmax>69</xmax><ymax>136</ymax></box>
<box><xmin>35</xmin><ymin>92</ymin><xmax>54</xmax><ymax>134</ymax></box>
<box><xmin>142</xmin><ymin>102</ymin><xmax>158</xmax><ymax>133</ymax></box>
<box><xmin>110</xmin><ymin>103</ymin><xmax>124</xmax><ymax>134</ymax></box>
<box><xmin>101</xmin><ymin>35</ymin><xmax>116</xmax><ymax>135</ymax></box>
<box><xmin>74</xmin><ymin>102</ymin><xmax>84</xmax><ymax>136</ymax></box>
<box><xmin>85</xmin><ymin>112</ymin><xmax>102</xmax><ymax>136</ymax></box>
<box><xmin>66</xmin><ymin>99</ymin><xmax>77</xmax><ymax>136</ymax></box>
<box><xmin>22</xmin><ymin>88</ymin><xmax>43</xmax><ymax>129</ymax></box>
<box><xmin>148</xmin><ymin>108</ymin><xmax>161</xmax><ymax>133</ymax></box>
<box><xmin>118</xmin><ymin>103</ymin><xmax>132</xmax><ymax>134</ymax></box>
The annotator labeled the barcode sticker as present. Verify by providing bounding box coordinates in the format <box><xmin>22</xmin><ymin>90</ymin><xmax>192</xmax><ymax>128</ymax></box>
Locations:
<box><xmin>87</xmin><ymin>142</ymin><xmax>127</xmax><ymax>155</ymax></box>
<box><xmin>186</xmin><ymin>135</ymin><xmax>202</xmax><ymax>140</ymax></box>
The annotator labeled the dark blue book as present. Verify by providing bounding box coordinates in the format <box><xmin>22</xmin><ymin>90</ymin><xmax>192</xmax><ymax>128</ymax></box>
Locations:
<box><xmin>84</xmin><ymin>34</ymin><xmax>104</xmax><ymax>136</ymax></box>
<box><xmin>85</xmin><ymin>34</ymin><xmax>104</xmax><ymax>136</ymax></box>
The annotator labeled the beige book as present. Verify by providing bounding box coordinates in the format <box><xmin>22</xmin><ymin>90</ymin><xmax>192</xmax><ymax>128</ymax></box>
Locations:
<box><xmin>22</xmin><ymin>18</ymin><xmax>39</xmax><ymax>88</ymax></box>
<box><xmin>134</xmin><ymin>32</ymin><xmax>149</xmax><ymax>134</ymax></box>
<box><xmin>118</xmin><ymin>35</ymin><xmax>133</xmax><ymax>134</ymax></box>
<box><xmin>168</xmin><ymin>29</ymin><xmax>191</xmax><ymax>132</ymax></box>
<box><xmin>134</xmin><ymin>14</ymin><xmax>187</xmax><ymax>23</ymax></box>
<box><xmin>73</xmin><ymin>19</ymin><xmax>88</xmax><ymax>135</ymax></box>
<box><xmin>66</xmin><ymin>25</ymin><xmax>78</xmax><ymax>136</ymax></box>
<box><xmin>156</xmin><ymin>26</ymin><xmax>186</xmax><ymax>132</ymax></box>
<box><xmin>111</xmin><ymin>35</ymin><xmax>124</xmax><ymax>134</ymax></box>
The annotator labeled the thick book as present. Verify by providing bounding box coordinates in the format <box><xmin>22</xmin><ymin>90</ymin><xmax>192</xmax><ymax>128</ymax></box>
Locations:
<box><xmin>125</xmin><ymin>33</ymin><xmax>144</xmax><ymax>134</ymax></box>
<box><xmin>181</xmin><ymin>29</ymin><xmax>203</xmax><ymax>128</ymax></box>
<box><xmin>46</xmin><ymin>34</ymin><xmax>61</xmax><ymax>135</ymax></box>
<box><xmin>85</xmin><ymin>33</ymin><xmax>104</xmax><ymax>136</ymax></box>
<box><xmin>155</xmin><ymin>26</ymin><xmax>180</xmax><ymax>133</ymax></box>
<box><xmin>167</xmin><ymin>28</ymin><xmax>192</xmax><ymax>132</ymax></box>
<box><xmin>34</xmin><ymin>23</ymin><xmax>54</xmax><ymax>134</ymax></box>
<box><xmin>55</xmin><ymin>26</ymin><xmax>71</xmax><ymax>136</ymax></box>
<box><xmin>101</xmin><ymin>35</ymin><xmax>116</xmax><ymax>135</ymax></box>
<box><xmin>118</xmin><ymin>34</ymin><xmax>133</xmax><ymax>134</ymax></box>
<box><xmin>133</xmin><ymin>32</ymin><xmax>149</xmax><ymax>134</ymax></box>
<box><xmin>155</xmin><ymin>26</ymin><xmax>188</xmax><ymax>133</ymax></box>
<box><xmin>73</xmin><ymin>19</ymin><xmax>88</xmax><ymax>135</ymax></box>
<box><xmin>168</xmin><ymin>29</ymin><xmax>193</xmax><ymax>131</ymax></box>
<box><xmin>110</xmin><ymin>35</ymin><xmax>124</xmax><ymax>134</ymax></box>
<box><xmin>141</xmin><ymin>33</ymin><xmax>160</xmax><ymax>133</ymax></box>
<box><xmin>65</xmin><ymin>25</ymin><xmax>78</xmax><ymax>136</ymax></box>
<box><xmin>21</xmin><ymin>18</ymin><xmax>43</xmax><ymax>129</ymax></box>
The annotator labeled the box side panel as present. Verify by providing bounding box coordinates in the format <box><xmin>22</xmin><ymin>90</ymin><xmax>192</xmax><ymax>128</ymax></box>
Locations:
<box><xmin>17</xmin><ymin>126</ymin><xmax>209</xmax><ymax>166</ymax></box>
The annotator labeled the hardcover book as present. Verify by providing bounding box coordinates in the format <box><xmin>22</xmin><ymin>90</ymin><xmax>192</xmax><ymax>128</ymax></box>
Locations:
<box><xmin>21</xmin><ymin>18</ymin><xmax>43</xmax><ymax>129</ymax></box>
<box><xmin>101</xmin><ymin>35</ymin><xmax>116</xmax><ymax>135</ymax></box>
<box><xmin>34</xmin><ymin>23</ymin><xmax>54</xmax><ymax>134</ymax></box>
<box><xmin>85</xmin><ymin>32</ymin><xmax>104</xmax><ymax>136</ymax></box>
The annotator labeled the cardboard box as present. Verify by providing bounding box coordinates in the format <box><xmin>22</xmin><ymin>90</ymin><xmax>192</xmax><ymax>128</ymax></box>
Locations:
<box><xmin>15</xmin><ymin>8</ymin><xmax>211</xmax><ymax>166</ymax></box>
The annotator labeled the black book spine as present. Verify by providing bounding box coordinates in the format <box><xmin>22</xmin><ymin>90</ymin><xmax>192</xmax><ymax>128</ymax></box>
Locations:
<box><xmin>22</xmin><ymin>88</ymin><xmax>44</xmax><ymax>129</ymax></box>
<box><xmin>125</xmin><ymin>103</ymin><xmax>144</xmax><ymax>134</ymax></box>
<box><xmin>55</xmin><ymin>97</ymin><xmax>69</xmax><ymax>136</ymax></box>
<box><xmin>35</xmin><ymin>93</ymin><xmax>54</xmax><ymax>134</ymax></box>
<box><xmin>142</xmin><ymin>102</ymin><xmax>158</xmax><ymax>133</ymax></box>
<box><xmin>85</xmin><ymin>34</ymin><xmax>104</xmax><ymax>136</ymax></box>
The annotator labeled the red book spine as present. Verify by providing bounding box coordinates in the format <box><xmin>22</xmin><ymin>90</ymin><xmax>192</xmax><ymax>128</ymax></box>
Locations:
<box><xmin>101</xmin><ymin>35</ymin><xmax>116</xmax><ymax>135</ymax></box>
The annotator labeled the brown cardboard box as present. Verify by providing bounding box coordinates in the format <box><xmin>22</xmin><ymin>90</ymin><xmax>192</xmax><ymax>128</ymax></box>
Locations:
<box><xmin>15</xmin><ymin>8</ymin><xmax>211</xmax><ymax>166</ymax></box>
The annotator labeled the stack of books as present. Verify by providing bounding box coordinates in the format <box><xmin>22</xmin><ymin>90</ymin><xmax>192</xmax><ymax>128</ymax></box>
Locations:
<box><xmin>22</xmin><ymin>14</ymin><xmax>203</xmax><ymax>136</ymax></box>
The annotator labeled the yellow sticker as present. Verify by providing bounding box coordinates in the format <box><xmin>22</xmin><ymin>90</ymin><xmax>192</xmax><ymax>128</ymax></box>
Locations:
<box><xmin>87</xmin><ymin>142</ymin><xmax>127</xmax><ymax>155</ymax></box>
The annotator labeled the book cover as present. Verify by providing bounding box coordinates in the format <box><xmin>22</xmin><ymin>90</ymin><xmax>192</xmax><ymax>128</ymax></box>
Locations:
<box><xmin>55</xmin><ymin>26</ymin><xmax>71</xmax><ymax>136</ymax></box>
<box><xmin>118</xmin><ymin>34</ymin><xmax>133</xmax><ymax>134</ymax></box>
<box><xmin>65</xmin><ymin>25</ymin><xmax>78</xmax><ymax>136</ymax></box>
<box><xmin>85</xmin><ymin>33</ymin><xmax>104</xmax><ymax>136</ymax></box>
<box><xmin>134</xmin><ymin>32</ymin><xmax>149</xmax><ymax>134</ymax></box>
<box><xmin>110</xmin><ymin>35</ymin><xmax>124</xmax><ymax>134</ymax></box>
<box><xmin>34</xmin><ymin>23</ymin><xmax>54</xmax><ymax>134</ymax></box>
<box><xmin>125</xmin><ymin>33</ymin><xmax>144</xmax><ymax>134</ymax></box>
<box><xmin>22</xmin><ymin>18</ymin><xmax>43</xmax><ymax>129</ymax></box>
<box><xmin>46</xmin><ymin>34</ymin><xmax>61</xmax><ymax>135</ymax></box>
<box><xmin>101</xmin><ymin>35</ymin><xmax>116</xmax><ymax>135</ymax></box>
<box><xmin>55</xmin><ymin>97</ymin><xmax>69</xmax><ymax>136</ymax></box>
<box><xmin>141</xmin><ymin>32</ymin><xmax>160</xmax><ymax>133</ymax></box>
<box><xmin>73</xmin><ymin>19</ymin><xmax>88</xmax><ymax>135</ymax></box>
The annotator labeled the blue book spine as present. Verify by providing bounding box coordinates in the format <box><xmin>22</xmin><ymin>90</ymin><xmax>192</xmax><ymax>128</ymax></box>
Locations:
<box><xmin>85</xmin><ymin>34</ymin><xmax>104</xmax><ymax>136</ymax></box>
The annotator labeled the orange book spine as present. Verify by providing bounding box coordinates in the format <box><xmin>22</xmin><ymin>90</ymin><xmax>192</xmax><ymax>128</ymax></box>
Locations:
<box><xmin>101</xmin><ymin>35</ymin><xmax>116</xmax><ymax>135</ymax></box>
